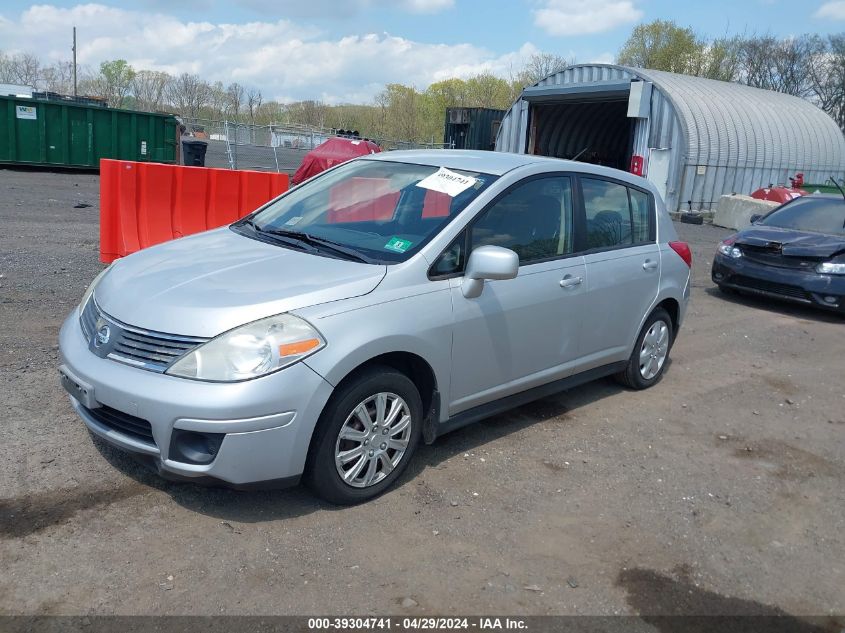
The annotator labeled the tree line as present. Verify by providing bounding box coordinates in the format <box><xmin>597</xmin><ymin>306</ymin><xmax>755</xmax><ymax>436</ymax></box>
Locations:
<box><xmin>2</xmin><ymin>21</ymin><xmax>844</xmax><ymax>142</ymax></box>
<box><xmin>618</xmin><ymin>21</ymin><xmax>845</xmax><ymax>131</ymax></box>
<box><xmin>0</xmin><ymin>49</ymin><xmax>566</xmax><ymax>143</ymax></box>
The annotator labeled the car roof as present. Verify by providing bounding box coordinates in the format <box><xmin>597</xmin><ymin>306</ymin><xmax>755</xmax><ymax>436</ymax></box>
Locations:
<box><xmin>360</xmin><ymin>149</ymin><xmax>658</xmax><ymax>190</ymax></box>
<box><xmin>359</xmin><ymin>149</ymin><xmax>615</xmax><ymax>177</ymax></box>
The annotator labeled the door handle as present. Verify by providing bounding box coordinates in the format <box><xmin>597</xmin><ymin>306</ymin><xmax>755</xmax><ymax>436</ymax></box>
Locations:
<box><xmin>559</xmin><ymin>275</ymin><xmax>582</xmax><ymax>288</ymax></box>
<box><xmin>642</xmin><ymin>260</ymin><xmax>659</xmax><ymax>271</ymax></box>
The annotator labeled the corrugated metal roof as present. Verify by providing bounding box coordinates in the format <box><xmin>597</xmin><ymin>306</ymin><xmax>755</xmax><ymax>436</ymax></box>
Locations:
<box><xmin>633</xmin><ymin>67</ymin><xmax>844</xmax><ymax>172</ymax></box>
<box><xmin>497</xmin><ymin>62</ymin><xmax>845</xmax><ymax>176</ymax></box>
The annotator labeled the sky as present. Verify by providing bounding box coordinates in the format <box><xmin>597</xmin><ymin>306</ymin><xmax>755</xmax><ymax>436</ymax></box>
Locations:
<box><xmin>1</xmin><ymin>0</ymin><xmax>844</xmax><ymax>104</ymax></box>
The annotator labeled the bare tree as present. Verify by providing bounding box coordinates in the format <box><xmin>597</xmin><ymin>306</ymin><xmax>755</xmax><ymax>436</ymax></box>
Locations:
<box><xmin>247</xmin><ymin>87</ymin><xmax>263</xmax><ymax>124</ymax></box>
<box><xmin>40</xmin><ymin>60</ymin><xmax>76</xmax><ymax>93</ymax></box>
<box><xmin>207</xmin><ymin>81</ymin><xmax>227</xmax><ymax>119</ymax></box>
<box><xmin>738</xmin><ymin>34</ymin><xmax>815</xmax><ymax>97</ymax></box>
<box><xmin>166</xmin><ymin>73</ymin><xmax>212</xmax><ymax>119</ymax></box>
<box><xmin>132</xmin><ymin>70</ymin><xmax>171</xmax><ymax>112</ymax></box>
<box><xmin>807</xmin><ymin>34</ymin><xmax>845</xmax><ymax>132</ymax></box>
<box><xmin>226</xmin><ymin>82</ymin><xmax>244</xmax><ymax>121</ymax></box>
<box><xmin>0</xmin><ymin>52</ymin><xmax>41</xmax><ymax>86</ymax></box>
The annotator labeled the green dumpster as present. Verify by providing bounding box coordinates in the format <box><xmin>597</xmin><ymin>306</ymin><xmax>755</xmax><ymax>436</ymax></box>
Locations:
<box><xmin>0</xmin><ymin>95</ymin><xmax>178</xmax><ymax>168</ymax></box>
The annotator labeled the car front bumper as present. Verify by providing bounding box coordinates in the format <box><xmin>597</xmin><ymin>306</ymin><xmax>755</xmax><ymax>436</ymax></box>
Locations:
<box><xmin>712</xmin><ymin>254</ymin><xmax>845</xmax><ymax>313</ymax></box>
<box><xmin>58</xmin><ymin>311</ymin><xmax>335</xmax><ymax>487</ymax></box>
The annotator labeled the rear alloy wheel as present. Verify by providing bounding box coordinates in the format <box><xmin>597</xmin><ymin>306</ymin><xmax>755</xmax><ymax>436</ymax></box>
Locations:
<box><xmin>616</xmin><ymin>307</ymin><xmax>673</xmax><ymax>389</ymax></box>
<box><xmin>306</xmin><ymin>366</ymin><xmax>422</xmax><ymax>504</ymax></box>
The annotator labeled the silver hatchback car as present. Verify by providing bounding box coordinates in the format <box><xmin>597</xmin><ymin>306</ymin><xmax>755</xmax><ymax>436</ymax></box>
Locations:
<box><xmin>59</xmin><ymin>150</ymin><xmax>691</xmax><ymax>504</ymax></box>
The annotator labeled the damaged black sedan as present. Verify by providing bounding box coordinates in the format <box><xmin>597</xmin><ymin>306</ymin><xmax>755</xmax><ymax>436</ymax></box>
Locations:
<box><xmin>712</xmin><ymin>195</ymin><xmax>845</xmax><ymax>314</ymax></box>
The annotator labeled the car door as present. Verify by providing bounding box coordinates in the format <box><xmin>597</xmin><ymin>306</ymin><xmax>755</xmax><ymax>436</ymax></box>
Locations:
<box><xmin>439</xmin><ymin>174</ymin><xmax>587</xmax><ymax>416</ymax></box>
<box><xmin>577</xmin><ymin>176</ymin><xmax>660</xmax><ymax>364</ymax></box>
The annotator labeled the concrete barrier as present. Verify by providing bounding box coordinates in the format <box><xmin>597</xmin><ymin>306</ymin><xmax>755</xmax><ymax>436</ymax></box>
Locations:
<box><xmin>713</xmin><ymin>194</ymin><xmax>778</xmax><ymax>231</ymax></box>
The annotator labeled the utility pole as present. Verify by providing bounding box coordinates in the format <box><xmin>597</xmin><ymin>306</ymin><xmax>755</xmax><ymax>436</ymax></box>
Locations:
<box><xmin>72</xmin><ymin>26</ymin><xmax>78</xmax><ymax>97</ymax></box>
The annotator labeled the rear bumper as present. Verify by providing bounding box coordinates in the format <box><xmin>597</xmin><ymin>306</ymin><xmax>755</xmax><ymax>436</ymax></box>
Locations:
<box><xmin>711</xmin><ymin>254</ymin><xmax>845</xmax><ymax>313</ymax></box>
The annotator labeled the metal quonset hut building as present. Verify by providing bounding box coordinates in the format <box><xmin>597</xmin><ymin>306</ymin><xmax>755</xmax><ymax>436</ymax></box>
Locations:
<box><xmin>495</xmin><ymin>63</ymin><xmax>845</xmax><ymax>212</ymax></box>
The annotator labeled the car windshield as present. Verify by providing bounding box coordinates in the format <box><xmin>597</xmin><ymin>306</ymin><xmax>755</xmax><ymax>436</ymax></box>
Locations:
<box><xmin>237</xmin><ymin>159</ymin><xmax>497</xmax><ymax>263</ymax></box>
<box><xmin>757</xmin><ymin>197</ymin><xmax>845</xmax><ymax>236</ymax></box>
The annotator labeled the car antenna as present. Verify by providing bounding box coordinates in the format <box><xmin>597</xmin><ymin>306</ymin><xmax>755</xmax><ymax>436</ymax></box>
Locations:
<box><xmin>571</xmin><ymin>147</ymin><xmax>589</xmax><ymax>162</ymax></box>
<box><xmin>828</xmin><ymin>175</ymin><xmax>845</xmax><ymax>202</ymax></box>
<box><xmin>828</xmin><ymin>175</ymin><xmax>845</xmax><ymax>228</ymax></box>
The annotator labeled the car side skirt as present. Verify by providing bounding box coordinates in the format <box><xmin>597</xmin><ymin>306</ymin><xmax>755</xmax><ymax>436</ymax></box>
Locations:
<box><xmin>433</xmin><ymin>361</ymin><xmax>628</xmax><ymax>440</ymax></box>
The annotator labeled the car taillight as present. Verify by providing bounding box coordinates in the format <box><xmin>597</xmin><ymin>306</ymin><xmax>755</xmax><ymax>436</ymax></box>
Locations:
<box><xmin>669</xmin><ymin>241</ymin><xmax>692</xmax><ymax>267</ymax></box>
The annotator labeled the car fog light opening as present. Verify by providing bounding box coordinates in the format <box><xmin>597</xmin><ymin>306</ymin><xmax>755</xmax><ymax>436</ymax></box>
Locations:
<box><xmin>169</xmin><ymin>429</ymin><xmax>225</xmax><ymax>465</ymax></box>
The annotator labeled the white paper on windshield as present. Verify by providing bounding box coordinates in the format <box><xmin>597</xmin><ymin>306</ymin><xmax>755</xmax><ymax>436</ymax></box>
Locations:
<box><xmin>416</xmin><ymin>167</ymin><xmax>477</xmax><ymax>197</ymax></box>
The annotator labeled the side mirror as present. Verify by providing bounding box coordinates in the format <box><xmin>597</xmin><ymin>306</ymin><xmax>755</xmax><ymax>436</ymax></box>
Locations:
<box><xmin>749</xmin><ymin>214</ymin><xmax>762</xmax><ymax>224</ymax></box>
<box><xmin>461</xmin><ymin>246</ymin><xmax>519</xmax><ymax>299</ymax></box>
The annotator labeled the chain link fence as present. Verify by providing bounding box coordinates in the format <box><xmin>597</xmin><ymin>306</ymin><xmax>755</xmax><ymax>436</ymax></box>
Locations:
<box><xmin>180</xmin><ymin>117</ymin><xmax>450</xmax><ymax>174</ymax></box>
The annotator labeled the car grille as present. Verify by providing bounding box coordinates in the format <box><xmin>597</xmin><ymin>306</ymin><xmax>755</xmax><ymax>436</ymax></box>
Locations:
<box><xmin>730</xmin><ymin>275</ymin><xmax>810</xmax><ymax>302</ymax></box>
<box><xmin>82</xmin><ymin>404</ymin><xmax>156</xmax><ymax>445</ymax></box>
<box><xmin>738</xmin><ymin>245</ymin><xmax>820</xmax><ymax>270</ymax></box>
<box><xmin>80</xmin><ymin>298</ymin><xmax>208</xmax><ymax>373</ymax></box>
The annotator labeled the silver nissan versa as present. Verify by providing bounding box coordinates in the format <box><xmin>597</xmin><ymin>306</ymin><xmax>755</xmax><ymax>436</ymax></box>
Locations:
<box><xmin>59</xmin><ymin>150</ymin><xmax>691</xmax><ymax>504</ymax></box>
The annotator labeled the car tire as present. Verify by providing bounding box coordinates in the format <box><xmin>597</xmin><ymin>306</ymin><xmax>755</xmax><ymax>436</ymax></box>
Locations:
<box><xmin>305</xmin><ymin>365</ymin><xmax>423</xmax><ymax>505</ymax></box>
<box><xmin>615</xmin><ymin>307</ymin><xmax>673</xmax><ymax>390</ymax></box>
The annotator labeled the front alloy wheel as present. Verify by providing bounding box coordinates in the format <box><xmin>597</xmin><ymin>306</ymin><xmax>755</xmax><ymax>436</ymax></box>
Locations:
<box><xmin>306</xmin><ymin>366</ymin><xmax>422</xmax><ymax>504</ymax></box>
<box><xmin>334</xmin><ymin>392</ymin><xmax>412</xmax><ymax>488</ymax></box>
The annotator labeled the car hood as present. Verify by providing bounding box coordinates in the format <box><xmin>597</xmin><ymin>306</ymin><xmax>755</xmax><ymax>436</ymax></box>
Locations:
<box><xmin>736</xmin><ymin>226</ymin><xmax>845</xmax><ymax>258</ymax></box>
<box><xmin>95</xmin><ymin>228</ymin><xmax>387</xmax><ymax>337</ymax></box>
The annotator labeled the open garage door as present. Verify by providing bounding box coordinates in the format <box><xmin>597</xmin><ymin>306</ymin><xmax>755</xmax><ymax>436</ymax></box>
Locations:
<box><xmin>527</xmin><ymin>100</ymin><xmax>633</xmax><ymax>170</ymax></box>
<box><xmin>521</xmin><ymin>79</ymin><xmax>652</xmax><ymax>173</ymax></box>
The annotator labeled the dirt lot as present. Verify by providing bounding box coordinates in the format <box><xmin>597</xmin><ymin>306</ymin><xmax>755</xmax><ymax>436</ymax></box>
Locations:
<box><xmin>1</xmin><ymin>168</ymin><xmax>844</xmax><ymax>618</ymax></box>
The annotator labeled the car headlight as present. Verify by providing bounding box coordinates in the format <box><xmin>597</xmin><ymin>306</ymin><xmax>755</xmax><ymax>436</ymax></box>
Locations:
<box><xmin>816</xmin><ymin>261</ymin><xmax>845</xmax><ymax>275</ymax></box>
<box><xmin>78</xmin><ymin>264</ymin><xmax>112</xmax><ymax>315</ymax></box>
<box><xmin>166</xmin><ymin>314</ymin><xmax>325</xmax><ymax>382</ymax></box>
<box><xmin>717</xmin><ymin>243</ymin><xmax>742</xmax><ymax>258</ymax></box>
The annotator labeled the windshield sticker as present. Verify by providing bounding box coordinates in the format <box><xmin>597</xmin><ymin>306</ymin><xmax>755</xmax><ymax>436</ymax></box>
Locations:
<box><xmin>416</xmin><ymin>167</ymin><xmax>478</xmax><ymax>197</ymax></box>
<box><xmin>384</xmin><ymin>237</ymin><xmax>413</xmax><ymax>253</ymax></box>
<box><xmin>285</xmin><ymin>216</ymin><xmax>303</xmax><ymax>226</ymax></box>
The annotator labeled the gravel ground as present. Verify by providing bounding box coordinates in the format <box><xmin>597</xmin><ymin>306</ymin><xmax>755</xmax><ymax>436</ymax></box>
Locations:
<box><xmin>1</xmin><ymin>167</ymin><xmax>844</xmax><ymax>618</ymax></box>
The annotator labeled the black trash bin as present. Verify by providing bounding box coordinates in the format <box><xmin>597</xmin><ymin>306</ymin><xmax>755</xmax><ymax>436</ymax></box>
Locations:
<box><xmin>181</xmin><ymin>139</ymin><xmax>208</xmax><ymax>167</ymax></box>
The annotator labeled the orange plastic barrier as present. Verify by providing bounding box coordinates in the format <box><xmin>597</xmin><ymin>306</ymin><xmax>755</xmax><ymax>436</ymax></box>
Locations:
<box><xmin>99</xmin><ymin>159</ymin><xmax>289</xmax><ymax>263</ymax></box>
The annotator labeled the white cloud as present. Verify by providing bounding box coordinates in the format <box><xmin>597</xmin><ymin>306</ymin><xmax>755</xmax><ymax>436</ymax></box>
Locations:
<box><xmin>589</xmin><ymin>52</ymin><xmax>616</xmax><ymax>65</ymax></box>
<box><xmin>814</xmin><ymin>1</ymin><xmax>845</xmax><ymax>19</ymax></box>
<box><xmin>0</xmin><ymin>4</ymin><xmax>530</xmax><ymax>103</ymax></box>
<box><xmin>532</xmin><ymin>0</ymin><xmax>643</xmax><ymax>36</ymax></box>
<box><xmin>402</xmin><ymin>0</ymin><xmax>455</xmax><ymax>13</ymax></box>
<box><xmin>234</xmin><ymin>0</ymin><xmax>453</xmax><ymax>18</ymax></box>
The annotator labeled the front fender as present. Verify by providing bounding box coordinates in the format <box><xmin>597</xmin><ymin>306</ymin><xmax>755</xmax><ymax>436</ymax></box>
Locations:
<box><xmin>297</xmin><ymin>287</ymin><xmax>454</xmax><ymax>417</ymax></box>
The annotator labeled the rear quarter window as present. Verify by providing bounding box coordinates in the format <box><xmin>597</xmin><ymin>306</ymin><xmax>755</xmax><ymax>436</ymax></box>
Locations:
<box><xmin>581</xmin><ymin>177</ymin><xmax>654</xmax><ymax>249</ymax></box>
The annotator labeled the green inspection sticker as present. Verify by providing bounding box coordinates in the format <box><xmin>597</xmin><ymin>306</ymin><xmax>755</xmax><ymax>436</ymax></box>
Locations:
<box><xmin>384</xmin><ymin>236</ymin><xmax>413</xmax><ymax>253</ymax></box>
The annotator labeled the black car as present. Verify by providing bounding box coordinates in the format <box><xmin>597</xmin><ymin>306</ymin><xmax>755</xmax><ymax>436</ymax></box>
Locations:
<box><xmin>711</xmin><ymin>195</ymin><xmax>845</xmax><ymax>314</ymax></box>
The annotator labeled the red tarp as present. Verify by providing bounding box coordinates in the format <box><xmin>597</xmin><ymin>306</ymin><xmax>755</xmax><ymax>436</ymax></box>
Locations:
<box><xmin>292</xmin><ymin>137</ymin><xmax>381</xmax><ymax>185</ymax></box>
